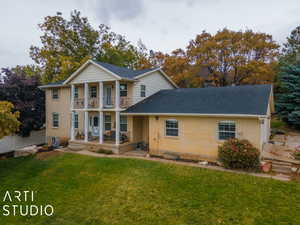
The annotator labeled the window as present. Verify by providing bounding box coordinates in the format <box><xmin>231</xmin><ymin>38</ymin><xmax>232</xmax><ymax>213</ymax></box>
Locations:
<box><xmin>74</xmin><ymin>87</ymin><xmax>78</xmax><ymax>99</ymax></box>
<box><xmin>165</xmin><ymin>119</ymin><xmax>178</xmax><ymax>136</ymax></box>
<box><xmin>104</xmin><ymin>114</ymin><xmax>112</xmax><ymax>131</ymax></box>
<box><xmin>52</xmin><ymin>89</ymin><xmax>59</xmax><ymax>99</ymax></box>
<box><xmin>120</xmin><ymin>84</ymin><xmax>127</xmax><ymax>97</ymax></box>
<box><xmin>140</xmin><ymin>85</ymin><xmax>146</xmax><ymax>97</ymax></box>
<box><xmin>218</xmin><ymin>121</ymin><xmax>236</xmax><ymax>140</ymax></box>
<box><xmin>90</xmin><ymin>86</ymin><xmax>97</xmax><ymax>98</ymax></box>
<box><xmin>74</xmin><ymin>113</ymin><xmax>78</xmax><ymax>129</ymax></box>
<box><xmin>120</xmin><ymin>116</ymin><xmax>127</xmax><ymax>132</ymax></box>
<box><xmin>52</xmin><ymin>113</ymin><xmax>59</xmax><ymax>128</ymax></box>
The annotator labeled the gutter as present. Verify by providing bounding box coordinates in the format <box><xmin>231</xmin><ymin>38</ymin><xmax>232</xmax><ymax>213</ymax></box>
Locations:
<box><xmin>120</xmin><ymin>112</ymin><xmax>268</xmax><ymax>118</ymax></box>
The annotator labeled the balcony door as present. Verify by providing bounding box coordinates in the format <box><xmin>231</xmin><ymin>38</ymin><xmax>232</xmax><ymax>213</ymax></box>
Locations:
<box><xmin>104</xmin><ymin>85</ymin><xmax>113</xmax><ymax>107</ymax></box>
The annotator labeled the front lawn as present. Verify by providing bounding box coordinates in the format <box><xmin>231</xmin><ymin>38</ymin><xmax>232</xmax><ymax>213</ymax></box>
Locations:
<box><xmin>0</xmin><ymin>152</ymin><xmax>299</xmax><ymax>225</ymax></box>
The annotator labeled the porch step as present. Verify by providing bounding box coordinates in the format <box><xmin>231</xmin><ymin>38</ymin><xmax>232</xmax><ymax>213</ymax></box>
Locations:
<box><xmin>272</xmin><ymin>164</ymin><xmax>291</xmax><ymax>174</ymax></box>
<box><xmin>68</xmin><ymin>142</ymin><xmax>85</xmax><ymax>151</ymax></box>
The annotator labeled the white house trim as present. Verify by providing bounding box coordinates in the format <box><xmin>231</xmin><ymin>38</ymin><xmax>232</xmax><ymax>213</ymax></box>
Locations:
<box><xmin>63</xmin><ymin>60</ymin><xmax>123</xmax><ymax>84</ymax></box>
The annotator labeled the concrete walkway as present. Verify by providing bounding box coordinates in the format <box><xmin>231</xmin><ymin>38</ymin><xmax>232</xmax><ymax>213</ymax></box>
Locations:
<box><xmin>58</xmin><ymin>149</ymin><xmax>292</xmax><ymax>182</ymax></box>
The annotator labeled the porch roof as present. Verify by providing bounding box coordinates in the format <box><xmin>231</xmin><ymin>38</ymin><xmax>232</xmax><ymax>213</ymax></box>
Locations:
<box><xmin>123</xmin><ymin>84</ymin><xmax>272</xmax><ymax>116</ymax></box>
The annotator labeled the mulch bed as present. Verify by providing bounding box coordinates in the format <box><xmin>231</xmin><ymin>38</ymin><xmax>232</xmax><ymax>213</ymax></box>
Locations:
<box><xmin>35</xmin><ymin>150</ymin><xmax>63</xmax><ymax>160</ymax></box>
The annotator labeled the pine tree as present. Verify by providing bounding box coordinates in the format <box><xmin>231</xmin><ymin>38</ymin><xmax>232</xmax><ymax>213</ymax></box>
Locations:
<box><xmin>276</xmin><ymin>61</ymin><xmax>300</xmax><ymax>128</ymax></box>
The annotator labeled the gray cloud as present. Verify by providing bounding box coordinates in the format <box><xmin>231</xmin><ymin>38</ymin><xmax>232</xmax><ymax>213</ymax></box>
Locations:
<box><xmin>92</xmin><ymin>0</ymin><xmax>144</xmax><ymax>24</ymax></box>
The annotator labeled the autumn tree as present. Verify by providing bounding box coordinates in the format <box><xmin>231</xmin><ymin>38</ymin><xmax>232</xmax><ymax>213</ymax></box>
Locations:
<box><xmin>0</xmin><ymin>68</ymin><xmax>44</xmax><ymax>137</ymax></box>
<box><xmin>30</xmin><ymin>10</ymin><xmax>144</xmax><ymax>84</ymax></box>
<box><xmin>186</xmin><ymin>29</ymin><xmax>280</xmax><ymax>87</ymax></box>
<box><xmin>0</xmin><ymin>101</ymin><xmax>20</xmax><ymax>139</ymax></box>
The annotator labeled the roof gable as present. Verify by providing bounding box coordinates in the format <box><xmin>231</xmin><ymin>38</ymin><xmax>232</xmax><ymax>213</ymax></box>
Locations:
<box><xmin>124</xmin><ymin>84</ymin><xmax>272</xmax><ymax>116</ymax></box>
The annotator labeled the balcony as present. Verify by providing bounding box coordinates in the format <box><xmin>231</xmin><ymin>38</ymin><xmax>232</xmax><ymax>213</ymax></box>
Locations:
<box><xmin>73</xmin><ymin>97</ymin><xmax>135</xmax><ymax>109</ymax></box>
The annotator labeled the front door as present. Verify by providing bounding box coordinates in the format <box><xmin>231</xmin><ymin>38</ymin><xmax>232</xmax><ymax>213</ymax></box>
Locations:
<box><xmin>89</xmin><ymin>115</ymin><xmax>99</xmax><ymax>136</ymax></box>
<box><xmin>104</xmin><ymin>85</ymin><xmax>113</xmax><ymax>107</ymax></box>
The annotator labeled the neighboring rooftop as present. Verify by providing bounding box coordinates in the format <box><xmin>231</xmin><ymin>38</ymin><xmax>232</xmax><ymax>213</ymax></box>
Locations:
<box><xmin>124</xmin><ymin>84</ymin><xmax>272</xmax><ymax>115</ymax></box>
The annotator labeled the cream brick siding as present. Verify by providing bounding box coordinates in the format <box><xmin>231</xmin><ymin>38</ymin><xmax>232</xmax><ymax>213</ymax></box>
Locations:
<box><xmin>70</xmin><ymin>64</ymin><xmax>117</xmax><ymax>84</ymax></box>
<box><xmin>132</xmin><ymin>71</ymin><xmax>175</xmax><ymax>104</ymax></box>
<box><xmin>148</xmin><ymin>115</ymin><xmax>262</xmax><ymax>162</ymax></box>
<box><xmin>45</xmin><ymin>87</ymin><xmax>71</xmax><ymax>144</ymax></box>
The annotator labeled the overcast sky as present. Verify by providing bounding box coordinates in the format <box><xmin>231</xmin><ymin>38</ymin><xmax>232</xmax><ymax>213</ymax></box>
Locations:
<box><xmin>1</xmin><ymin>0</ymin><xmax>299</xmax><ymax>68</ymax></box>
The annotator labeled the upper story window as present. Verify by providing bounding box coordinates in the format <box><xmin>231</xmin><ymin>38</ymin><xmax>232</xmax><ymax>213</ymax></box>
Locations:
<box><xmin>165</xmin><ymin>119</ymin><xmax>178</xmax><ymax>137</ymax></box>
<box><xmin>120</xmin><ymin>84</ymin><xmax>127</xmax><ymax>97</ymax></box>
<box><xmin>52</xmin><ymin>89</ymin><xmax>59</xmax><ymax>99</ymax></box>
<box><xmin>90</xmin><ymin>86</ymin><xmax>97</xmax><ymax>98</ymax></box>
<box><xmin>218</xmin><ymin>121</ymin><xmax>236</xmax><ymax>140</ymax></box>
<box><xmin>120</xmin><ymin>115</ymin><xmax>127</xmax><ymax>132</ymax></box>
<box><xmin>74</xmin><ymin>87</ymin><xmax>79</xmax><ymax>99</ymax></box>
<box><xmin>140</xmin><ymin>85</ymin><xmax>146</xmax><ymax>97</ymax></box>
<box><xmin>52</xmin><ymin>113</ymin><xmax>59</xmax><ymax>128</ymax></box>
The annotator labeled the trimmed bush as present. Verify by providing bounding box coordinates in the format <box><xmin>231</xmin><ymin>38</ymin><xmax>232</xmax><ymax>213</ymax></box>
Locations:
<box><xmin>218</xmin><ymin>138</ymin><xmax>260</xmax><ymax>171</ymax></box>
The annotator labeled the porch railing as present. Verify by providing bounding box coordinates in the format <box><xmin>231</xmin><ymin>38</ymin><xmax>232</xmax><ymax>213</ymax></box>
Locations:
<box><xmin>74</xmin><ymin>98</ymin><xmax>84</xmax><ymax>109</ymax></box>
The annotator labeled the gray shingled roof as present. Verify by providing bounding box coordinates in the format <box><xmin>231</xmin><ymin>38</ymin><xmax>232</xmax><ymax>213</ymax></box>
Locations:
<box><xmin>93</xmin><ymin>60</ymin><xmax>158</xmax><ymax>79</ymax></box>
<box><xmin>124</xmin><ymin>84</ymin><xmax>272</xmax><ymax>115</ymax></box>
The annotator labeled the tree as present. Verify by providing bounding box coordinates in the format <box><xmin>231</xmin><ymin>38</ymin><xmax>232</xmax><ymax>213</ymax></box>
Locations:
<box><xmin>30</xmin><ymin>10</ymin><xmax>144</xmax><ymax>84</ymax></box>
<box><xmin>0</xmin><ymin>68</ymin><xmax>45</xmax><ymax>136</ymax></box>
<box><xmin>282</xmin><ymin>26</ymin><xmax>300</xmax><ymax>64</ymax></box>
<box><xmin>186</xmin><ymin>29</ymin><xmax>279</xmax><ymax>87</ymax></box>
<box><xmin>276</xmin><ymin>61</ymin><xmax>300</xmax><ymax>128</ymax></box>
<box><xmin>0</xmin><ymin>101</ymin><xmax>20</xmax><ymax>139</ymax></box>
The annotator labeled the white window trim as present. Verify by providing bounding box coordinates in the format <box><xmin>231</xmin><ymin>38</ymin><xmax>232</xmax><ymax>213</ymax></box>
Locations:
<box><xmin>165</xmin><ymin>119</ymin><xmax>179</xmax><ymax>137</ymax></box>
<box><xmin>52</xmin><ymin>112</ymin><xmax>59</xmax><ymax>128</ymax></box>
<box><xmin>104</xmin><ymin>114</ymin><xmax>112</xmax><ymax>131</ymax></box>
<box><xmin>140</xmin><ymin>85</ymin><xmax>146</xmax><ymax>97</ymax></box>
<box><xmin>90</xmin><ymin>86</ymin><xmax>97</xmax><ymax>98</ymax></box>
<box><xmin>74</xmin><ymin>113</ymin><xmax>78</xmax><ymax>129</ymax></box>
<box><xmin>120</xmin><ymin>84</ymin><xmax>128</xmax><ymax>97</ymax></box>
<box><xmin>74</xmin><ymin>87</ymin><xmax>79</xmax><ymax>99</ymax></box>
<box><xmin>217</xmin><ymin>120</ymin><xmax>236</xmax><ymax>141</ymax></box>
<box><xmin>52</xmin><ymin>89</ymin><xmax>59</xmax><ymax>99</ymax></box>
<box><xmin>120</xmin><ymin>115</ymin><xmax>128</xmax><ymax>132</ymax></box>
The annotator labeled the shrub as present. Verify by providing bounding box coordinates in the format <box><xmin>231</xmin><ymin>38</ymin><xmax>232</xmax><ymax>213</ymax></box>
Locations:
<box><xmin>293</xmin><ymin>147</ymin><xmax>300</xmax><ymax>160</ymax></box>
<box><xmin>218</xmin><ymin>138</ymin><xmax>260</xmax><ymax>171</ymax></box>
<box><xmin>97</xmin><ymin>149</ymin><xmax>113</xmax><ymax>155</ymax></box>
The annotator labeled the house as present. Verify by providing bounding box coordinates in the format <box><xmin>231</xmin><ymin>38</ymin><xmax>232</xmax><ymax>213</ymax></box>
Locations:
<box><xmin>40</xmin><ymin>59</ymin><xmax>274</xmax><ymax>162</ymax></box>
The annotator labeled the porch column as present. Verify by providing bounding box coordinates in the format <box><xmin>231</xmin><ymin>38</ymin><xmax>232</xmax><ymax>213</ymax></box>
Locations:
<box><xmin>99</xmin><ymin>81</ymin><xmax>103</xmax><ymax>109</ymax></box>
<box><xmin>115</xmin><ymin>111</ymin><xmax>120</xmax><ymax>145</ymax></box>
<box><xmin>84</xmin><ymin>111</ymin><xmax>88</xmax><ymax>142</ymax></box>
<box><xmin>99</xmin><ymin>111</ymin><xmax>103</xmax><ymax>144</ymax></box>
<box><xmin>71</xmin><ymin>84</ymin><xmax>75</xmax><ymax>110</ymax></box>
<box><xmin>115</xmin><ymin>80</ymin><xmax>120</xmax><ymax>109</ymax></box>
<box><xmin>84</xmin><ymin>82</ymin><xmax>89</xmax><ymax>109</ymax></box>
<box><xmin>70</xmin><ymin>111</ymin><xmax>75</xmax><ymax>141</ymax></box>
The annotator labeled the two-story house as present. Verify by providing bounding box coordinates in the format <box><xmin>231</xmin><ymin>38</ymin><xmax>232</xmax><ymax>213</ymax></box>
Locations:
<box><xmin>40</xmin><ymin>59</ymin><xmax>274</xmax><ymax>162</ymax></box>
<box><xmin>40</xmin><ymin>60</ymin><xmax>177</xmax><ymax>153</ymax></box>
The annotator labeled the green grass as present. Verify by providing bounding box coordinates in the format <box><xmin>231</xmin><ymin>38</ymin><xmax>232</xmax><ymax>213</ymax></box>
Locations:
<box><xmin>0</xmin><ymin>153</ymin><xmax>299</xmax><ymax>225</ymax></box>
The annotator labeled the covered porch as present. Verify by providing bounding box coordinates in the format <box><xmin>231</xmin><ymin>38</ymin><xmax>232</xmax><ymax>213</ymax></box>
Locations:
<box><xmin>69</xmin><ymin>111</ymin><xmax>149</xmax><ymax>154</ymax></box>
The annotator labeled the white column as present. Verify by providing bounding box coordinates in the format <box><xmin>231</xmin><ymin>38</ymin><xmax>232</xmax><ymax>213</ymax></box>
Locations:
<box><xmin>115</xmin><ymin>80</ymin><xmax>120</xmax><ymax>109</ymax></box>
<box><xmin>70</xmin><ymin>111</ymin><xmax>75</xmax><ymax>141</ymax></box>
<box><xmin>84</xmin><ymin>82</ymin><xmax>89</xmax><ymax>109</ymax></box>
<box><xmin>71</xmin><ymin>84</ymin><xmax>75</xmax><ymax>110</ymax></box>
<box><xmin>99</xmin><ymin>111</ymin><xmax>103</xmax><ymax>144</ymax></box>
<box><xmin>115</xmin><ymin>111</ymin><xmax>120</xmax><ymax>145</ymax></box>
<box><xmin>84</xmin><ymin>111</ymin><xmax>88</xmax><ymax>142</ymax></box>
<box><xmin>99</xmin><ymin>81</ymin><xmax>103</xmax><ymax>109</ymax></box>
